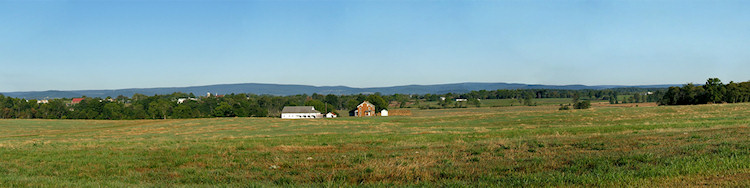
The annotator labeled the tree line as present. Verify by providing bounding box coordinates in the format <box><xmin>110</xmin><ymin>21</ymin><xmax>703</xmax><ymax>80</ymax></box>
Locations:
<box><xmin>659</xmin><ymin>78</ymin><xmax>750</xmax><ymax>105</ymax></box>
<box><xmin>455</xmin><ymin>88</ymin><xmax>663</xmax><ymax>105</ymax></box>
<box><xmin>0</xmin><ymin>92</ymin><xmax>393</xmax><ymax>120</ymax></box>
<box><xmin>1</xmin><ymin>87</ymin><xmax>665</xmax><ymax>120</ymax></box>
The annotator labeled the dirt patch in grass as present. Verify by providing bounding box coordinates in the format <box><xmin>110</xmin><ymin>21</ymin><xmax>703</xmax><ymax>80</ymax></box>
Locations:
<box><xmin>388</xmin><ymin>109</ymin><xmax>413</xmax><ymax>116</ymax></box>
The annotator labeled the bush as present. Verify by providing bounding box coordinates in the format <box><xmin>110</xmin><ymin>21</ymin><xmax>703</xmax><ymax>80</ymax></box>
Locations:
<box><xmin>574</xmin><ymin>101</ymin><xmax>591</xmax><ymax>109</ymax></box>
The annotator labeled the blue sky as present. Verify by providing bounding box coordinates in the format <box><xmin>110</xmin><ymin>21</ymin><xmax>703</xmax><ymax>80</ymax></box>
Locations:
<box><xmin>1</xmin><ymin>0</ymin><xmax>749</xmax><ymax>92</ymax></box>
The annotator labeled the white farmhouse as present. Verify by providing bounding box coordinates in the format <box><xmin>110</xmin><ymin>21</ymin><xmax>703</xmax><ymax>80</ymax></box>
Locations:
<box><xmin>176</xmin><ymin>98</ymin><xmax>198</xmax><ymax>104</ymax></box>
<box><xmin>281</xmin><ymin>106</ymin><xmax>322</xmax><ymax>119</ymax></box>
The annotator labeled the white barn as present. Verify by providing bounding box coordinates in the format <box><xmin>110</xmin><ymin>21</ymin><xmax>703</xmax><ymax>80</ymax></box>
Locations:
<box><xmin>281</xmin><ymin>106</ymin><xmax>322</xmax><ymax>119</ymax></box>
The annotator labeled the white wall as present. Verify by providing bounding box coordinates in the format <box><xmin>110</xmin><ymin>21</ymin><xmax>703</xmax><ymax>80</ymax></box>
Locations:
<box><xmin>281</xmin><ymin>113</ymin><xmax>321</xmax><ymax>119</ymax></box>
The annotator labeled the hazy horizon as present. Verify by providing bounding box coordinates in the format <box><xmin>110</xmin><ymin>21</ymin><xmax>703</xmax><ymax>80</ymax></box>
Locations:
<box><xmin>2</xmin><ymin>1</ymin><xmax>749</xmax><ymax>92</ymax></box>
<box><xmin>1</xmin><ymin>81</ymin><xmax>690</xmax><ymax>94</ymax></box>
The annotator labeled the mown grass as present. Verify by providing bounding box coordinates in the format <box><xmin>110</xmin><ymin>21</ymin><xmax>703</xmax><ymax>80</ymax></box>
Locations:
<box><xmin>1</xmin><ymin>103</ymin><xmax>749</xmax><ymax>187</ymax></box>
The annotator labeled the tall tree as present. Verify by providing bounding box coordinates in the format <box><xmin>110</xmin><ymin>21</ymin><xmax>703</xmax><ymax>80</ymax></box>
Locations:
<box><xmin>366</xmin><ymin>95</ymin><xmax>388</xmax><ymax>111</ymax></box>
<box><xmin>173</xmin><ymin>104</ymin><xmax>197</xmax><ymax>118</ymax></box>
<box><xmin>148</xmin><ymin>99</ymin><xmax>172</xmax><ymax>119</ymax></box>
<box><xmin>102</xmin><ymin>102</ymin><xmax>125</xmax><ymax>120</ymax></box>
<box><xmin>304</xmin><ymin>99</ymin><xmax>326</xmax><ymax>113</ymax></box>
<box><xmin>345</xmin><ymin>99</ymin><xmax>360</xmax><ymax>111</ymax></box>
<box><xmin>213</xmin><ymin>102</ymin><xmax>235</xmax><ymax>117</ymax></box>
<box><xmin>725</xmin><ymin>81</ymin><xmax>741</xmax><ymax>103</ymax></box>
<box><xmin>522</xmin><ymin>92</ymin><xmax>534</xmax><ymax>106</ymax></box>
<box><xmin>704</xmin><ymin>78</ymin><xmax>725</xmax><ymax>103</ymax></box>
<box><xmin>324</xmin><ymin>94</ymin><xmax>340</xmax><ymax>110</ymax></box>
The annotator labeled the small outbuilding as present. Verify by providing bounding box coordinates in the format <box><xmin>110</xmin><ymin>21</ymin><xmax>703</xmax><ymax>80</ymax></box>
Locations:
<box><xmin>281</xmin><ymin>106</ymin><xmax>321</xmax><ymax>119</ymax></box>
<box><xmin>325</xmin><ymin>112</ymin><xmax>337</xmax><ymax>118</ymax></box>
<box><xmin>380</xmin><ymin>109</ymin><xmax>388</xmax><ymax>117</ymax></box>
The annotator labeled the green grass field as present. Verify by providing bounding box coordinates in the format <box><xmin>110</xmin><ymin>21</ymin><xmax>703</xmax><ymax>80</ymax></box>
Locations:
<box><xmin>1</xmin><ymin>103</ymin><xmax>749</xmax><ymax>187</ymax></box>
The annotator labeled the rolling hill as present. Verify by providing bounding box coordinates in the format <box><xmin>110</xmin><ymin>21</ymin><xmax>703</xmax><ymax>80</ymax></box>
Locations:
<box><xmin>0</xmin><ymin>82</ymin><xmax>677</xmax><ymax>99</ymax></box>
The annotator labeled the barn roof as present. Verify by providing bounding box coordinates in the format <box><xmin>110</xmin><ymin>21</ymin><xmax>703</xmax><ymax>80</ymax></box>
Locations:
<box><xmin>281</xmin><ymin>106</ymin><xmax>320</xmax><ymax>113</ymax></box>
<box><xmin>357</xmin><ymin>101</ymin><xmax>375</xmax><ymax>108</ymax></box>
<box><xmin>71</xmin><ymin>98</ymin><xmax>84</xmax><ymax>103</ymax></box>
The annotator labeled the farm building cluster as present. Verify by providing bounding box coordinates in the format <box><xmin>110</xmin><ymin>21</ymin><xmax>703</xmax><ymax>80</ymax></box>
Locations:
<box><xmin>36</xmin><ymin>94</ymin><xmax>395</xmax><ymax>119</ymax></box>
<box><xmin>280</xmin><ymin>106</ymin><xmax>337</xmax><ymax>119</ymax></box>
<box><xmin>280</xmin><ymin>101</ymin><xmax>388</xmax><ymax>119</ymax></box>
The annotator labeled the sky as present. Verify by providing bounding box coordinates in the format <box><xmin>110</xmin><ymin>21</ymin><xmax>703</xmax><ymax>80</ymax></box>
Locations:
<box><xmin>1</xmin><ymin>0</ymin><xmax>749</xmax><ymax>92</ymax></box>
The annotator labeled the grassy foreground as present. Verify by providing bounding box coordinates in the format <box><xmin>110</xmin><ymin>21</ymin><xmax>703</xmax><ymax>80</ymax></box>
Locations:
<box><xmin>1</xmin><ymin>103</ymin><xmax>749</xmax><ymax>187</ymax></box>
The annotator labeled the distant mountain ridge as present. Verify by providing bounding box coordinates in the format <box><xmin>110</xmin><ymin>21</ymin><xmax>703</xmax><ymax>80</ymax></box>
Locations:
<box><xmin>0</xmin><ymin>82</ymin><xmax>678</xmax><ymax>99</ymax></box>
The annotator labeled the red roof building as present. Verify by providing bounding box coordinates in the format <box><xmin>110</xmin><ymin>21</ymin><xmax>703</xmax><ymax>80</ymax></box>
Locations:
<box><xmin>71</xmin><ymin>98</ymin><xmax>84</xmax><ymax>105</ymax></box>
